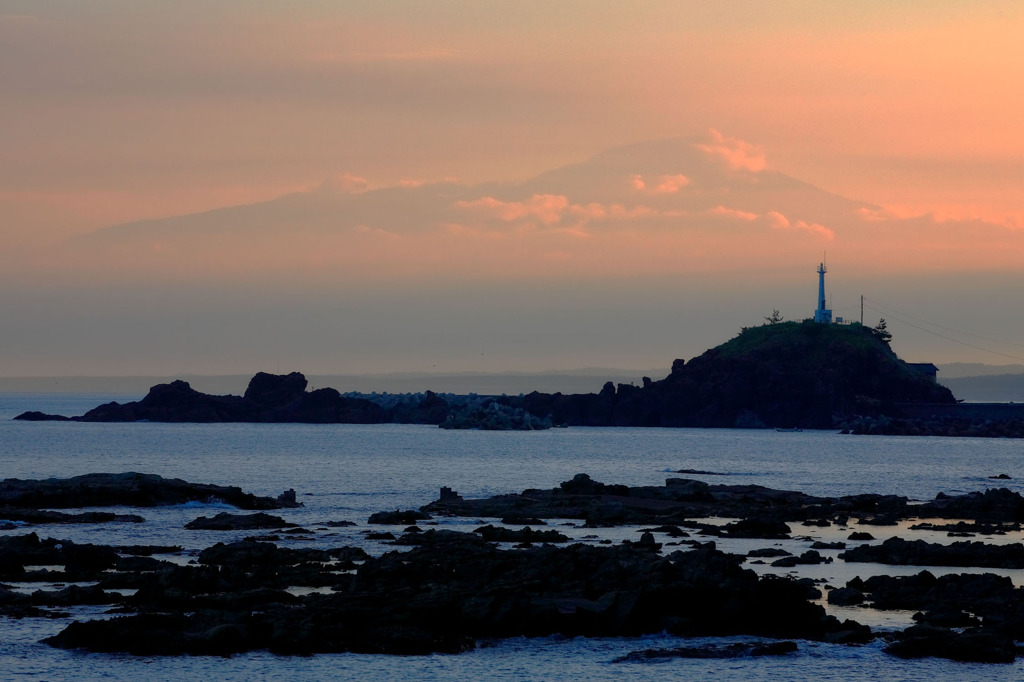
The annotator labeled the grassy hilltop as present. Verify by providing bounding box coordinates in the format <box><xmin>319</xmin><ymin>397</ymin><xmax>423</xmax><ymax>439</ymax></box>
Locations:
<box><xmin>517</xmin><ymin>320</ymin><xmax>956</xmax><ymax>429</ymax></box>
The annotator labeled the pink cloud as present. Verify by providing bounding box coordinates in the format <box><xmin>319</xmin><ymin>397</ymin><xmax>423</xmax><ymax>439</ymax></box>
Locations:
<box><xmin>630</xmin><ymin>173</ymin><xmax>691</xmax><ymax>195</ymax></box>
<box><xmin>321</xmin><ymin>173</ymin><xmax>371</xmax><ymax>194</ymax></box>
<box><xmin>528</xmin><ymin>194</ymin><xmax>570</xmax><ymax>225</ymax></box>
<box><xmin>766</xmin><ymin>210</ymin><xmax>833</xmax><ymax>239</ymax></box>
<box><xmin>855</xmin><ymin>206</ymin><xmax>909</xmax><ymax>222</ymax></box>
<box><xmin>709</xmin><ymin>205</ymin><xmax>758</xmax><ymax>221</ymax></box>
<box><xmin>608</xmin><ymin>204</ymin><xmax>660</xmax><ymax>219</ymax></box>
<box><xmin>766</xmin><ymin>210</ymin><xmax>791</xmax><ymax>229</ymax></box>
<box><xmin>455</xmin><ymin>196</ymin><xmax>528</xmax><ymax>221</ymax></box>
<box><xmin>654</xmin><ymin>174</ymin><xmax>691</xmax><ymax>194</ymax></box>
<box><xmin>794</xmin><ymin>221</ymin><xmax>834</xmax><ymax>239</ymax></box>
<box><xmin>455</xmin><ymin>194</ymin><xmax>569</xmax><ymax>225</ymax></box>
<box><xmin>695</xmin><ymin>129</ymin><xmax>766</xmax><ymax>172</ymax></box>
<box><xmin>569</xmin><ymin>202</ymin><xmax>607</xmax><ymax>219</ymax></box>
<box><xmin>455</xmin><ymin>194</ymin><xmax>685</xmax><ymax>232</ymax></box>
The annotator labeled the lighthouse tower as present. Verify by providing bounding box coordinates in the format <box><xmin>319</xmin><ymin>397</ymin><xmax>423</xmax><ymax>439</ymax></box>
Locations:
<box><xmin>813</xmin><ymin>262</ymin><xmax>832</xmax><ymax>324</ymax></box>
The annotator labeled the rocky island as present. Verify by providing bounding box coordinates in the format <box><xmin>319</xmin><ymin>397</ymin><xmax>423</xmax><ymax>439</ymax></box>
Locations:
<box><xmin>512</xmin><ymin>320</ymin><xmax>955</xmax><ymax>429</ymax></box>
<box><xmin>14</xmin><ymin>371</ymin><xmax>396</xmax><ymax>424</ymax></box>
<box><xmin>19</xmin><ymin>320</ymin><xmax>993</xmax><ymax>433</ymax></box>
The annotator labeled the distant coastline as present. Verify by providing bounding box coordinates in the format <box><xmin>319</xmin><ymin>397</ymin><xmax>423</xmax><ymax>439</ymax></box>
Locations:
<box><xmin>13</xmin><ymin>321</ymin><xmax>976</xmax><ymax>433</ymax></box>
<box><xmin>7</xmin><ymin>365</ymin><xmax>1024</xmax><ymax>403</ymax></box>
<box><xmin>0</xmin><ymin>369</ymin><xmax>660</xmax><ymax>398</ymax></box>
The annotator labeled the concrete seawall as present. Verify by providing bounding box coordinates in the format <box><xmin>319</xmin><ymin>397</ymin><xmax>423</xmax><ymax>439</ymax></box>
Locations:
<box><xmin>896</xmin><ymin>403</ymin><xmax>1024</xmax><ymax>421</ymax></box>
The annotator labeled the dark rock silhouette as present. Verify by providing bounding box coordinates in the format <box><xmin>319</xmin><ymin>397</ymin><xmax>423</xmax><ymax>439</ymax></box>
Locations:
<box><xmin>0</xmin><ymin>508</ymin><xmax>143</xmax><ymax>525</ymax></box>
<box><xmin>13</xmin><ymin>322</ymin><xmax>960</xmax><ymax>429</ymax></box>
<box><xmin>841</xmin><ymin>537</ymin><xmax>1024</xmax><ymax>568</ymax></box>
<box><xmin>827</xmin><ymin>587</ymin><xmax>865</xmax><ymax>606</ymax></box>
<box><xmin>0</xmin><ymin>472</ymin><xmax>299</xmax><ymax>510</ymax></box>
<box><xmin>15</xmin><ymin>373</ymin><xmax>387</xmax><ymax>424</ymax></box>
<box><xmin>915</xmin><ymin>488</ymin><xmax>1024</xmax><ymax>522</ymax></box>
<box><xmin>367</xmin><ymin>509</ymin><xmax>431</xmax><ymax>525</ymax></box>
<box><xmin>511</xmin><ymin>321</ymin><xmax>955</xmax><ymax>429</ymax></box>
<box><xmin>848</xmin><ymin>572</ymin><xmax>1022</xmax><ymax>663</ymax></box>
<box><xmin>424</xmin><ymin>474</ymin><xmax>1024</xmax><ymax>533</ymax></box>
<box><xmin>184</xmin><ymin>512</ymin><xmax>295</xmax><ymax>531</ymax></box>
<box><xmin>16</xmin><ymin>472</ymin><xmax>1024</xmax><ymax>663</ymax></box>
<box><xmin>614</xmin><ymin>640</ymin><xmax>799</xmax><ymax>662</ymax></box>
<box><xmin>390</xmin><ymin>390</ymin><xmax>450</xmax><ymax>424</ymax></box>
<box><xmin>0</xmin><ymin>533</ymin><xmax>119</xmax><ymax>582</ymax></box>
<box><xmin>244</xmin><ymin>371</ymin><xmax>308</xmax><ymax>408</ymax></box>
<box><xmin>81</xmin><ymin>379</ymin><xmax>250</xmax><ymax>422</ymax></box>
<box><xmin>43</xmin><ymin>540</ymin><xmax>863</xmax><ymax>656</ymax></box>
<box><xmin>13</xmin><ymin>411</ymin><xmax>69</xmax><ymax>421</ymax></box>
<box><xmin>472</xmin><ymin>524</ymin><xmax>569</xmax><ymax>544</ymax></box>
<box><xmin>424</xmin><ymin>473</ymin><xmax>861</xmax><ymax>527</ymax></box>
<box><xmin>885</xmin><ymin>627</ymin><xmax>1016</xmax><ymax>664</ymax></box>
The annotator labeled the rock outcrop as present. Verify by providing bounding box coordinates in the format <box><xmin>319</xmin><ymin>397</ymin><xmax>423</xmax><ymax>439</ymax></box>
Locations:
<box><xmin>847</xmin><ymin>571</ymin><xmax>1024</xmax><ymax>663</ymax></box>
<box><xmin>16</xmin><ymin>372</ymin><xmax>388</xmax><ymax>424</ymax></box>
<box><xmin>841</xmin><ymin>537</ymin><xmax>1024</xmax><ymax>569</ymax></box>
<box><xmin>424</xmin><ymin>475</ymin><xmax>1024</xmax><ymax>530</ymax></box>
<box><xmin>43</xmin><ymin>539</ymin><xmax>863</xmax><ymax>656</ymax></box>
<box><xmin>423</xmin><ymin>474</ymin><xmax>891</xmax><ymax>528</ymax></box>
<box><xmin>184</xmin><ymin>512</ymin><xmax>296</xmax><ymax>531</ymax></box>
<box><xmin>13</xmin><ymin>322</ymin><xmax>961</xmax><ymax>430</ymax></box>
<box><xmin>0</xmin><ymin>472</ymin><xmax>299</xmax><ymax>510</ymax></box>
<box><xmin>13</xmin><ymin>472</ymin><xmax>1024</xmax><ymax>663</ymax></box>
<box><xmin>510</xmin><ymin>321</ymin><xmax>955</xmax><ymax>429</ymax></box>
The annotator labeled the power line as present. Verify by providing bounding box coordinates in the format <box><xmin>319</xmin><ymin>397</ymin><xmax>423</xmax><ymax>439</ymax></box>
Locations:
<box><xmin>862</xmin><ymin>302</ymin><xmax>1024</xmax><ymax>362</ymax></box>
<box><xmin>863</xmin><ymin>296</ymin><xmax>1024</xmax><ymax>350</ymax></box>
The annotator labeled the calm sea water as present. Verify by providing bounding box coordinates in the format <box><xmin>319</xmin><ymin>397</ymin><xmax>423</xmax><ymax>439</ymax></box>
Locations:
<box><xmin>3</xmin><ymin>392</ymin><xmax>1024</xmax><ymax>681</ymax></box>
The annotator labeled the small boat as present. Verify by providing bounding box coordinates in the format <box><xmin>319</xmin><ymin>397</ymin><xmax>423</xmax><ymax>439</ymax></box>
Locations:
<box><xmin>775</xmin><ymin>427</ymin><xmax>803</xmax><ymax>432</ymax></box>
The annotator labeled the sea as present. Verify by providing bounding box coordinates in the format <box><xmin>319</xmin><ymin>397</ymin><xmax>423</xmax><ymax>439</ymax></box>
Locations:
<box><xmin>3</xmin><ymin>392</ymin><xmax>1024</xmax><ymax>681</ymax></box>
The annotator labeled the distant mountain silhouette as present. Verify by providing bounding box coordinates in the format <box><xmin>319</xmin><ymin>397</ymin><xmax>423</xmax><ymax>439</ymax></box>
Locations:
<box><xmin>61</xmin><ymin>135</ymin><xmax>873</xmax><ymax>271</ymax></box>
<box><xmin>517</xmin><ymin>137</ymin><xmax>869</xmax><ymax>218</ymax></box>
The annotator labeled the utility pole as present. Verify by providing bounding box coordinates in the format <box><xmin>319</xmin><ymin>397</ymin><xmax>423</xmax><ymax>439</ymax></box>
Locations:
<box><xmin>860</xmin><ymin>295</ymin><xmax>864</xmax><ymax>325</ymax></box>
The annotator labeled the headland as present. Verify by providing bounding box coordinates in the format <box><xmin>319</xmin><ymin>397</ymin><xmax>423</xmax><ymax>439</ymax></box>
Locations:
<box><xmin>16</xmin><ymin>320</ymin><xmax>1024</xmax><ymax>436</ymax></box>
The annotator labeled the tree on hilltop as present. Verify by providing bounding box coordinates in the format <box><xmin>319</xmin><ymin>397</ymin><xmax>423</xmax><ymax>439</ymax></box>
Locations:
<box><xmin>872</xmin><ymin>318</ymin><xmax>892</xmax><ymax>344</ymax></box>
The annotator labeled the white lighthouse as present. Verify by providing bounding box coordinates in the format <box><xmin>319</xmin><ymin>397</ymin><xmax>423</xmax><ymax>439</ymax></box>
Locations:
<box><xmin>813</xmin><ymin>262</ymin><xmax>832</xmax><ymax>324</ymax></box>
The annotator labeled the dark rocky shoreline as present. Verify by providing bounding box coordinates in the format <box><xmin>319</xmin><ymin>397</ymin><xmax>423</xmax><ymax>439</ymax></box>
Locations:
<box><xmin>26</xmin><ymin>322</ymin><xmax>1016</xmax><ymax>436</ymax></box>
<box><xmin>422</xmin><ymin>472</ymin><xmax>1024</xmax><ymax>529</ymax></box>
<box><xmin>40</xmin><ymin>539</ymin><xmax>868</xmax><ymax>655</ymax></box>
<box><xmin>0</xmin><ymin>472</ymin><xmax>299</xmax><ymax>516</ymax></box>
<box><xmin>4</xmin><ymin>472</ymin><xmax>1024</xmax><ymax>662</ymax></box>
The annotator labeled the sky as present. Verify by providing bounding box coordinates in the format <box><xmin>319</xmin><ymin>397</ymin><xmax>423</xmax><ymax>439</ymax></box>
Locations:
<box><xmin>3</xmin><ymin>1</ymin><xmax>1024</xmax><ymax>377</ymax></box>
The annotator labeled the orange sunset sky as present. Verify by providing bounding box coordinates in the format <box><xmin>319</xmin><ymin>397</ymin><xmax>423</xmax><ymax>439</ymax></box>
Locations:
<box><xmin>3</xmin><ymin>1</ymin><xmax>1024</xmax><ymax>377</ymax></box>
